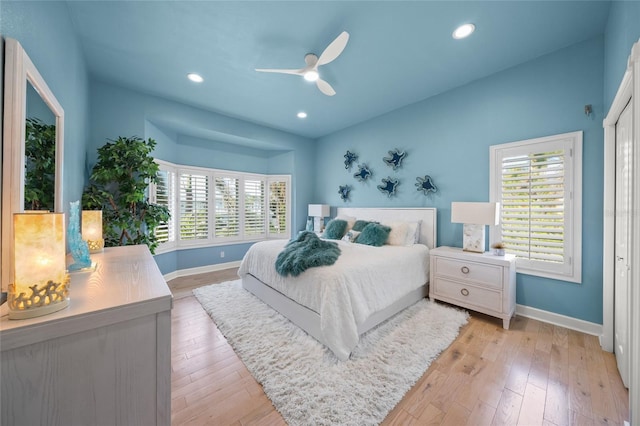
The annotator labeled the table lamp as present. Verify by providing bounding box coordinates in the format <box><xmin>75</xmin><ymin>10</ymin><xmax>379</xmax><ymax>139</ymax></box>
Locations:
<box><xmin>82</xmin><ymin>210</ymin><xmax>104</xmax><ymax>253</ymax></box>
<box><xmin>451</xmin><ymin>202</ymin><xmax>500</xmax><ymax>253</ymax></box>
<box><xmin>8</xmin><ymin>212</ymin><xmax>70</xmax><ymax>319</ymax></box>
<box><xmin>308</xmin><ymin>204</ymin><xmax>330</xmax><ymax>233</ymax></box>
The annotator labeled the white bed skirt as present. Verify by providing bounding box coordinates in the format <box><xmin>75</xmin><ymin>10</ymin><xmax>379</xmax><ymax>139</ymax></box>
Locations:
<box><xmin>242</xmin><ymin>273</ymin><xmax>428</xmax><ymax>354</ymax></box>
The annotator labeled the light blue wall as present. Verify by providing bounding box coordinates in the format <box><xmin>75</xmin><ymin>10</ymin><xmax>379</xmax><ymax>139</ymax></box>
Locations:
<box><xmin>3</xmin><ymin>2</ymin><xmax>637</xmax><ymax>323</ymax></box>
<box><xmin>316</xmin><ymin>37</ymin><xmax>605</xmax><ymax>324</ymax></box>
<box><xmin>89</xmin><ymin>80</ymin><xmax>316</xmax><ymax>274</ymax></box>
<box><xmin>1</xmin><ymin>0</ymin><xmax>90</xmax><ymax>214</ymax></box>
<box><xmin>604</xmin><ymin>1</ymin><xmax>640</xmax><ymax>112</ymax></box>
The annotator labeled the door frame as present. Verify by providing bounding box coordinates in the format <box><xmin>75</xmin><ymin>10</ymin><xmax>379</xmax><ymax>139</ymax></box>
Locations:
<box><xmin>602</xmin><ymin>38</ymin><xmax>639</xmax><ymax>423</ymax></box>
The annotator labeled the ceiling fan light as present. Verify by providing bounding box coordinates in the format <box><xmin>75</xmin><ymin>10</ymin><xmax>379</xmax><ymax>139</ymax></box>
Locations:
<box><xmin>297</xmin><ymin>111</ymin><xmax>307</xmax><ymax>119</ymax></box>
<box><xmin>187</xmin><ymin>73</ymin><xmax>204</xmax><ymax>83</ymax></box>
<box><xmin>452</xmin><ymin>23</ymin><xmax>475</xmax><ymax>39</ymax></box>
<box><xmin>304</xmin><ymin>70</ymin><xmax>319</xmax><ymax>82</ymax></box>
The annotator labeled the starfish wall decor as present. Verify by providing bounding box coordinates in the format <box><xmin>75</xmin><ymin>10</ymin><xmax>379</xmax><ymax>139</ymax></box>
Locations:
<box><xmin>415</xmin><ymin>175</ymin><xmax>437</xmax><ymax>195</ymax></box>
<box><xmin>377</xmin><ymin>177</ymin><xmax>399</xmax><ymax>197</ymax></box>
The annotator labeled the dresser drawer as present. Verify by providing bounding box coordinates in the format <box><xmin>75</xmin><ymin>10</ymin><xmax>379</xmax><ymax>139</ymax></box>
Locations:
<box><xmin>434</xmin><ymin>257</ymin><xmax>503</xmax><ymax>289</ymax></box>
<box><xmin>433</xmin><ymin>277</ymin><xmax>502</xmax><ymax>312</ymax></box>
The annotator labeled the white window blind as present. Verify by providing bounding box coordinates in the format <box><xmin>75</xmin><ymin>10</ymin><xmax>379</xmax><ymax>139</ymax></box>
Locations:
<box><xmin>268</xmin><ymin>178</ymin><xmax>289</xmax><ymax>237</ymax></box>
<box><xmin>151</xmin><ymin>160</ymin><xmax>291</xmax><ymax>252</ymax></box>
<box><xmin>244</xmin><ymin>178</ymin><xmax>266</xmax><ymax>237</ymax></box>
<box><xmin>214</xmin><ymin>176</ymin><xmax>240</xmax><ymax>238</ymax></box>
<box><xmin>153</xmin><ymin>168</ymin><xmax>176</xmax><ymax>244</ymax></box>
<box><xmin>500</xmin><ymin>149</ymin><xmax>565</xmax><ymax>263</ymax></box>
<box><xmin>179</xmin><ymin>173</ymin><xmax>209</xmax><ymax>241</ymax></box>
<box><xmin>490</xmin><ymin>131</ymin><xmax>582</xmax><ymax>283</ymax></box>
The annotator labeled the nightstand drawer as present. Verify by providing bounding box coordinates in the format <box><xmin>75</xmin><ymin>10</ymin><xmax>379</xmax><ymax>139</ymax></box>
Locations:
<box><xmin>433</xmin><ymin>277</ymin><xmax>502</xmax><ymax>312</ymax></box>
<box><xmin>434</xmin><ymin>257</ymin><xmax>503</xmax><ymax>289</ymax></box>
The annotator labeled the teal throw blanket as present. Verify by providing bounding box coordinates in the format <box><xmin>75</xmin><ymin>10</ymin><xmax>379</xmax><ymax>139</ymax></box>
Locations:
<box><xmin>275</xmin><ymin>231</ymin><xmax>341</xmax><ymax>277</ymax></box>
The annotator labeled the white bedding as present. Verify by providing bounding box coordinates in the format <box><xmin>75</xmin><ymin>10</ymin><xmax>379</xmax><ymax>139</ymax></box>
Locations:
<box><xmin>238</xmin><ymin>238</ymin><xmax>430</xmax><ymax>360</ymax></box>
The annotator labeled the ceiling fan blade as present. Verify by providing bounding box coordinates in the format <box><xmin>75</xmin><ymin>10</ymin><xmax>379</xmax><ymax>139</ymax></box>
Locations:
<box><xmin>317</xmin><ymin>31</ymin><xmax>349</xmax><ymax>66</ymax></box>
<box><xmin>255</xmin><ymin>68</ymin><xmax>305</xmax><ymax>76</ymax></box>
<box><xmin>316</xmin><ymin>78</ymin><xmax>336</xmax><ymax>96</ymax></box>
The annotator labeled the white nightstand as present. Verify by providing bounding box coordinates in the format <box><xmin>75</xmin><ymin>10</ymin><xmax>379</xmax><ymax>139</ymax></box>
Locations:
<box><xmin>429</xmin><ymin>246</ymin><xmax>516</xmax><ymax>329</ymax></box>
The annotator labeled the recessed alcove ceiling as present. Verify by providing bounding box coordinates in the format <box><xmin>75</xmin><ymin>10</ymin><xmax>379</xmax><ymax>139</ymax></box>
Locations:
<box><xmin>67</xmin><ymin>1</ymin><xmax>611</xmax><ymax>143</ymax></box>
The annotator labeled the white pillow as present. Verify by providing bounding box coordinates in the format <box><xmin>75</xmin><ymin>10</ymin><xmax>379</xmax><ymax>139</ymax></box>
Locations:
<box><xmin>384</xmin><ymin>222</ymin><xmax>410</xmax><ymax>246</ymax></box>
<box><xmin>341</xmin><ymin>230</ymin><xmax>361</xmax><ymax>243</ymax></box>
<box><xmin>405</xmin><ymin>221</ymin><xmax>421</xmax><ymax>245</ymax></box>
<box><xmin>335</xmin><ymin>214</ymin><xmax>356</xmax><ymax>231</ymax></box>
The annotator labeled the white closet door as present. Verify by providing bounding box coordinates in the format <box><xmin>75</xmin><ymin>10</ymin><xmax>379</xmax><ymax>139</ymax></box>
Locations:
<box><xmin>615</xmin><ymin>99</ymin><xmax>632</xmax><ymax>388</ymax></box>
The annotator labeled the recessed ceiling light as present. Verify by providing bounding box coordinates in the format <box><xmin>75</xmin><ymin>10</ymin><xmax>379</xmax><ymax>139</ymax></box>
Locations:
<box><xmin>452</xmin><ymin>23</ymin><xmax>475</xmax><ymax>39</ymax></box>
<box><xmin>303</xmin><ymin>70</ymin><xmax>319</xmax><ymax>82</ymax></box>
<box><xmin>297</xmin><ymin>111</ymin><xmax>308</xmax><ymax>119</ymax></box>
<box><xmin>187</xmin><ymin>73</ymin><xmax>204</xmax><ymax>83</ymax></box>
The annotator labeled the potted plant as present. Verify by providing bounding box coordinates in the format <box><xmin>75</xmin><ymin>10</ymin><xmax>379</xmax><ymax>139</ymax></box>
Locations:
<box><xmin>82</xmin><ymin>136</ymin><xmax>169</xmax><ymax>254</ymax></box>
<box><xmin>491</xmin><ymin>242</ymin><xmax>506</xmax><ymax>256</ymax></box>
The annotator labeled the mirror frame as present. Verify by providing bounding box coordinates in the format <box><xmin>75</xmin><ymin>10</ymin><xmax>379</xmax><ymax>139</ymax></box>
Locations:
<box><xmin>1</xmin><ymin>38</ymin><xmax>64</xmax><ymax>290</ymax></box>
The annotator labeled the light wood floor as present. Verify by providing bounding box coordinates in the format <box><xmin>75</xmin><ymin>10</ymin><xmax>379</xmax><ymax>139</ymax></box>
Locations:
<box><xmin>168</xmin><ymin>270</ymin><xmax>630</xmax><ymax>425</ymax></box>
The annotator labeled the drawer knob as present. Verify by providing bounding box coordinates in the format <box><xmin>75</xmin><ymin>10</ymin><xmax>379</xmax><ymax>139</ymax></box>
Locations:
<box><xmin>460</xmin><ymin>266</ymin><xmax>470</xmax><ymax>274</ymax></box>
<box><xmin>460</xmin><ymin>288</ymin><xmax>470</xmax><ymax>296</ymax></box>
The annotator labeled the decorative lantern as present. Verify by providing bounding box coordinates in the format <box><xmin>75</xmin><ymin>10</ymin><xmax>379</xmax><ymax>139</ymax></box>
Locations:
<box><xmin>82</xmin><ymin>210</ymin><xmax>104</xmax><ymax>253</ymax></box>
<box><xmin>9</xmin><ymin>213</ymin><xmax>70</xmax><ymax>319</ymax></box>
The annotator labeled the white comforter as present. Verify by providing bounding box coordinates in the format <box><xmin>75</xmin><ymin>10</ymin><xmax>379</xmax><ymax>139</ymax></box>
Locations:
<box><xmin>238</xmin><ymin>239</ymin><xmax>430</xmax><ymax>360</ymax></box>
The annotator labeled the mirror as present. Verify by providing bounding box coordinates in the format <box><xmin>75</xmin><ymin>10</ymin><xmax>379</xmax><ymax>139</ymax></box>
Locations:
<box><xmin>2</xmin><ymin>38</ymin><xmax>64</xmax><ymax>290</ymax></box>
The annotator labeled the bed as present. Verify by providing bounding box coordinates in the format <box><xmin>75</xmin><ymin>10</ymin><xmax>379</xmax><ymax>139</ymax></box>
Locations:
<box><xmin>239</xmin><ymin>207</ymin><xmax>437</xmax><ymax>360</ymax></box>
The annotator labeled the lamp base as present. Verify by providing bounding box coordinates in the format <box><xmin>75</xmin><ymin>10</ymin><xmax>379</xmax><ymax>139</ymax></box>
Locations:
<box><xmin>9</xmin><ymin>298</ymin><xmax>69</xmax><ymax>319</ymax></box>
<box><xmin>462</xmin><ymin>223</ymin><xmax>486</xmax><ymax>253</ymax></box>
<box><xmin>7</xmin><ymin>277</ymin><xmax>70</xmax><ymax>320</ymax></box>
<box><xmin>87</xmin><ymin>238</ymin><xmax>104</xmax><ymax>254</ymax></box>
<box><xmin>313</xmin><ymin>217</ymin><xmax>323</xmax><ymax>233</ymax></box>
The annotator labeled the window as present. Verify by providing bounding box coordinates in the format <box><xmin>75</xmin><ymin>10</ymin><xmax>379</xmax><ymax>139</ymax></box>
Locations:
<box><xmin>244</xmin><ymin>178</ymin><xmax>266</xmax><ymax>238</ymax></box>
<box><xmin>151</xmin><ymin>160</ymin><xmax>291</xmax><ymax>253</ymax></box>
<box><xmin>179</xmin><ymin>171</ymin><xmax>209</xmax><ymax>242</ymax></box>
<box><xmin>214</xmin><ymin>175</ymin><xmax>240</xmax><ymax>239</ymax></box>
<box><xmin>150</xmin><ymin>166</ymin><xmax>176</xmax><ymax>245</ymax></box>
<box><xmin>267</xmin><ymin>177</ymin><xmax>289</xmax><ymax>238</ymax></box>
<box><xmin>490</xmin><ymin>131</ymin><xmax>582</xmax><ymax>283</ymax></box>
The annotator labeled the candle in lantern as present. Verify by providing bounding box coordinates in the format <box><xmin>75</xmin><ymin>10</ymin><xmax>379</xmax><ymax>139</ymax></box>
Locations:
<box><xmin>82</xmin><ymin>210</ymin><xmax>104</xmax><ymax>253</ymax></box>
<box><xmin>9</xmin><ymin>212</ymin><xmax>70</xmax><ymax>319</ymax></box>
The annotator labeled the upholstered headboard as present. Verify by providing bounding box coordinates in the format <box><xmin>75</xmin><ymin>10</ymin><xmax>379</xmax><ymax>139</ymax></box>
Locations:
<box><xmin>336</xmin><ymin>207</ymin><xmax>437</xmax><ymax>249</ymax></box>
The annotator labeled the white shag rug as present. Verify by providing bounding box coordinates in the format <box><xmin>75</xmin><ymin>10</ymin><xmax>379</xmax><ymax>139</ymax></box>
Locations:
<box><xmin>193</xmin><ymin>280</ymin><xmax>468</xmax><ymax>426</ymax></box>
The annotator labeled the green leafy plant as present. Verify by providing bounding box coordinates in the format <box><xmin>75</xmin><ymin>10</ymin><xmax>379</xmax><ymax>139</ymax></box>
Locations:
<box><xmin>82</xmin><ymin>136</ymin><xmax>169</xmax><ymax>254</ymax></box>
<box><xmin>24</xmin><ymin>117</ymin><xmax>56</xmax><ymax>211</ymax></box>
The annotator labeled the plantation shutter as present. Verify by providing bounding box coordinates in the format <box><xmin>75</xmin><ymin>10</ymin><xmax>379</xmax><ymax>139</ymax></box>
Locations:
<box><xmin>179</xmin><ymin>172</ymin><xmax>209</xmax><ymax>241</ymax></box>
<box><xmin>268</xmin><ymin>178</ymin><xmax>289</xmax><ymax>237</ymax></box>
<box><xmin>500</xmin><ymin>149</ymin><xmax>566</xmax><ymax>263</ymax></box>
<box><xmin>154</xmin><ymin>169</ymin><xmax>175</xmax><ymax>244</ymax></box>
<box><xmin>214</xmin><ymin>176</ymin><xmax>240</xmax><ymax>238</ymax></box>
<box><xmin>244</xmin><ymin>178</ymin><xmax>266</xmax><ymax>237</ymax></box>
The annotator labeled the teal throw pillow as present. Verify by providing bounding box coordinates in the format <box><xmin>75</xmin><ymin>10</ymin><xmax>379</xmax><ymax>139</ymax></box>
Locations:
<box><xmin>323</xmin><ymin>219</ymin><xmax>348</xmax><ymax>240</ymax></box>
<box><xmin>352</xmin><ymin>220</ymin><xmax>373</xmax><ymax>232</ymax></box>
<box><xmin>356</xmin><ymin>223</ymin><xmax>392</xmax><ymax>246</ymax></box>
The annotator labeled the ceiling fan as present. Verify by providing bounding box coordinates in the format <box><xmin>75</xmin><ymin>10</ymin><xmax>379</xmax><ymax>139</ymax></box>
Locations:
<box><xmin>255</xmin><ymin>31</ymin><xmax>349</xmax><ymax>96</ymax></box>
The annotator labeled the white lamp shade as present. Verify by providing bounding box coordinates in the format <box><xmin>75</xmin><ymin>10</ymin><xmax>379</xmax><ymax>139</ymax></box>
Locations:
<box><xmin>451</xmin><ymin>202</ymin><xmax>500</xmax><ymax>225</ymax></box>
<box><xmin>10</xmin><ymin>212</ymin><xmax>70</xmax><ymax>318</ymax></box>
<box><xmin>308</xmin><ymin>204</ymin><xmax>330</xmax><ymax>218</ymax></box>
<box><xmin>82</xmin><ymin>210</ymin><xmax>103</xmax><ymax>240</ymax></box>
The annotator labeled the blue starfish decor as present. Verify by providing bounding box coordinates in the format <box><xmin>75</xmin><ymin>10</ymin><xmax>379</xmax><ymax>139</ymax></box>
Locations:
<box><xmin>338</xmin><ymin>185</ymin><xmax>351</xmax><ymax>202</ymax></box>
<box><xmin>415</xmin><ymin>175</ymin><xmax>437</xmax><ymax>195</ymax></box>
<box><xmin>383</xmin><ymin>149</ymin><xmax>407</xmax><ymax>170</ymax></box>
<box><xmin>377</xmin><ymin>177</ymin><xmax>399</xmax><ymax>197</ymax></box>
<box><xmin>353</xmin><ymin>164</ymin><xmax>372</xmax><ymax>181</ymax></box>
<box><xmin>343</xmin><ymin>151</ymin><xmax>358</xmax><ymax>170</ymax></box>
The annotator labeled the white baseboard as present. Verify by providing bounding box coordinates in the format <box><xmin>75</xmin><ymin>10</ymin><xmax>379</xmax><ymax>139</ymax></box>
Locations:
<box><xmin>516</xmin><ymin>304</ymin><xmax>603</xmax><ymax>337</ymax></box>
<box><xmin>163</xmin><ymin>260</ymin><xmax>242</xmax><ymax>282</ymax></box>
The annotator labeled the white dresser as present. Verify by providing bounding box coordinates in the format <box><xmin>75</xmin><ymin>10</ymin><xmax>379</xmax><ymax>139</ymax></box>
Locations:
<box><xmin>429</xmin><ymin>246</ymin><xmax>516</xmax><ymax>329</ymax></box>
<box><xmin>0</xmin><ymin>245</ymin><xmax>172</xmax><ymax>426</ymax></box>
